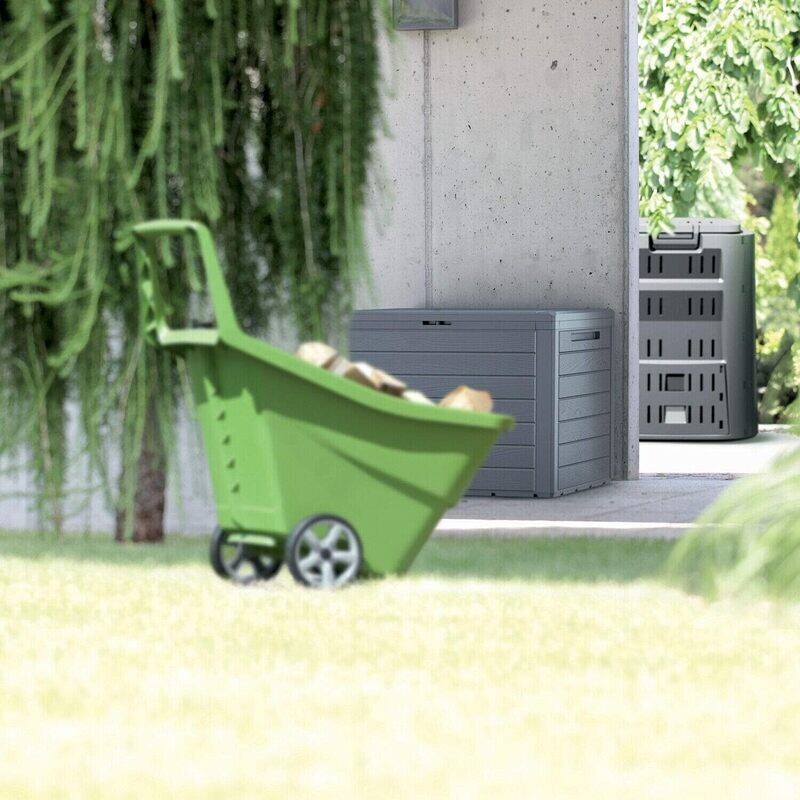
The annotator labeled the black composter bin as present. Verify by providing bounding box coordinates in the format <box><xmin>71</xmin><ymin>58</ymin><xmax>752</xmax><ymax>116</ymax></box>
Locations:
<box><xmin>350</xmin><ymin>309</ymin><xmax>614</xmax><ymax>498</ymax></box>
<box><xmin>639</xmin><ymin>218</ymin><xmax>758</xmax><ymax>440</ymax></box>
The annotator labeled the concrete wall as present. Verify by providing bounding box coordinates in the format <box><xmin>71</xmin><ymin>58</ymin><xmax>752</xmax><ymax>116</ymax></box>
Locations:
<box><xmin>363</xmin><ymin>0</ymin><xmax>639</xmax><ymax>479</ymax></box>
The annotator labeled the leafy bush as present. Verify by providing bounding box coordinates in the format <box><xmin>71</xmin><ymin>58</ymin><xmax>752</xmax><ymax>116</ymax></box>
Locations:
<box><xmin>641</xmin><ymin>1</ymin><xmax>800</xmax><ymax>602</ymax></box>
<box><xmin>640</xmin><ymin>0</ymin><xmax>800</xmax><ymax>421</ymax></box>
<box><xmin>667</xmin><ymin>417</ymin><xmax>800</xmax><ymax>600</ymax></box>
<box><xmin>639</xmin><ymin>0</ymin><xmax>800</xmax><ymax>227</ymax></box>
<box><xmin>757</xmin><ymin>191</ymin><xmax>800</xmax><ymax>421</ymax></box>
<box><xmin>0</xmin><ymin>3</ymin><xmax>387</xmax><ymax>535</ymax></box>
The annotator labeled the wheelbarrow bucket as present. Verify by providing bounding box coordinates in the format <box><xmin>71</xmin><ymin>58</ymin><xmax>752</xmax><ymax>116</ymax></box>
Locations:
<box><xmin>132</xmin><ymin>220</ymin><xmax>514</xmax><ymax>584</ymax></box>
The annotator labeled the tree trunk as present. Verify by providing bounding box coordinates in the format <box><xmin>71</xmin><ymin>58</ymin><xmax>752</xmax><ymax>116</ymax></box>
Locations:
<box><xmin>115</xmin><ymin>405</ymin><xmax>166</xmax><ymax>543</ymax></box>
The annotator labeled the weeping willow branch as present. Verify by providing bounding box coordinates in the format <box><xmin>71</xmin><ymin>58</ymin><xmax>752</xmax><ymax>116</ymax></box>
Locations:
<box><xmin>0</xmin><ymin>1</ymin><xmax>387</xmax><ymax>532</ymax></box>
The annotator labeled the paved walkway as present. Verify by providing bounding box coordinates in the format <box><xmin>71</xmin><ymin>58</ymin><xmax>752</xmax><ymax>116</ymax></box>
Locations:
<box><xmin>439</xmin><ymin>476</ymin><xmax>734</xmax><ymax>538</ymax></box>
<box><xmin>639</xmin><ymin>426</ymin><xmax>799</xmax><ymax>476</ymax></box>
<box><xmin>438</xmin><ymin>428</ymin><xmax>797</xmax><ymax>539</ymax></box>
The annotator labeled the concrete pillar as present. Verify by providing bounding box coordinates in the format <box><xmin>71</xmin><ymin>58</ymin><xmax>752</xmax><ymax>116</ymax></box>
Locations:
<box><xmin>364</xmin><ymin>0</ymin><xmax>639</xmax><ymax>479</ymax></box>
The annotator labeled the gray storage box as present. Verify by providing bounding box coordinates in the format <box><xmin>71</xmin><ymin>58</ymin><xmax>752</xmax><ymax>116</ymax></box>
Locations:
<box><xmin>639</xmin><ymin>218</ymin><xmax>758</xmax><ymax>440</ymax></box>
<box><xmin>350</xmin><ymin>309</ymin><xmax>614</xmax><ymax>497</ymax></box>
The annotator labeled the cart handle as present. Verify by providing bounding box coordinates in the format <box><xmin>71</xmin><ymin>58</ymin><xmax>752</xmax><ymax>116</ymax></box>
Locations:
<box><xmin>131</xmin><ymin>219</ymin><xmax>240</xmax><ymax>343</ymax></box>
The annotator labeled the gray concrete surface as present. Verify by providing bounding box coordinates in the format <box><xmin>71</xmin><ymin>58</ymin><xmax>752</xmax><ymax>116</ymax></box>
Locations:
<box><xmin>640</xmin><ymin>427</ymin><xmax>800</xmax><ymax>476</ymax></box>
<box><xmin>439</xmin><ymin>475</ymin><xmax>733</xmax><ymax>538</ymax></box>
<box><xmin>362</xmin><ymin>0</ymin><xmax>639</xmax><ymax>480</ymax></box>
<box><xmin>438</xmin><ymin>428</ymin><xmax>798</xmax><ymax>538</ymax></box>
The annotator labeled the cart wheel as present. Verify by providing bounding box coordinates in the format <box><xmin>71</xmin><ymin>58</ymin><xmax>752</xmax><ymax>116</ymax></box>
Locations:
<box><xmin>286</xmin><ymin>515</ymin><xmax>363</xmax><ymax>589</ymax></box>
<box><xmin>209</xmin><ymin>526</ymin><xmax>282</xmax><ymax>585</ymax></box>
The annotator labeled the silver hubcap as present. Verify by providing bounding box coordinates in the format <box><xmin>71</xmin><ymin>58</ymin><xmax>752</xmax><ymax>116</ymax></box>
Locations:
<box><xmin>295</xmin><ymin>520</ymin><xmax>360</xmax><ymax>588</ymax></box>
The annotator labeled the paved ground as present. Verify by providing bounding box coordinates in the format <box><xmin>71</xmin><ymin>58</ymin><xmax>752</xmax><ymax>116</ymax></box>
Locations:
<box><xmin>439</xmin><ymin>427</ymin><xmax>798</xmax><ymax>539</ymax></box>
<box><xmin>440</xmin><ymin>476</ymin><xmax>734</xmax><ymax>538</ymax></box>
<box><xmin>639</xmin><ymin>425</ymin><xmax>799</xmax><ymax>476</ymax></box>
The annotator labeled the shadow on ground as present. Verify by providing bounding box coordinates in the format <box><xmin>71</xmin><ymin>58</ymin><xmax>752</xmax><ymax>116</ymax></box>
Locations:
<box><xmin>0</xmin><ymin>531</ymin><xmax>675</xmax><ymax>584</ymax></box>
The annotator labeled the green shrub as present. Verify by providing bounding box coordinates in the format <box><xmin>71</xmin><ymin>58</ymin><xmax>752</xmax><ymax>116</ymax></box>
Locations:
<box><xmin>639</xmin><ymin>0</ymin><xmax>800</xmax><ymax>421</ymax></box>
<box><xmin>667</xmin><ymin>420</ymin><xmax>800</xmax><ymax>600</ymax></box>
<box><xmin>757</xmin><ymin>191</ymin><xmax>800</xmax><ymax>421</ymax></box>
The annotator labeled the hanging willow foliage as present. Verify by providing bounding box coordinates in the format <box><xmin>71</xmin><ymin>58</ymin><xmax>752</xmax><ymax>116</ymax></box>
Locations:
<box><xmin>0</xmin><ymin>0</ymin><xmax>386</xmax><ymax>532</ymax></box>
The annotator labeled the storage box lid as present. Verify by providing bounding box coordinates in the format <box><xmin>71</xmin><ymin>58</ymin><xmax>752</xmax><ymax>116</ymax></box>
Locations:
<box><xmin>351</xmin><ymin>308</ymin><xmax>613</xmax><ymax>330</ymax></box>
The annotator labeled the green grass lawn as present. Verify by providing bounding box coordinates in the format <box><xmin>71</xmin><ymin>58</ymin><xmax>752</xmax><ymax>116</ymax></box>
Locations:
<box><xmin>2</xmin><ymin>531</ymin><xmax>800</xmax><ymax>799</ymax></box>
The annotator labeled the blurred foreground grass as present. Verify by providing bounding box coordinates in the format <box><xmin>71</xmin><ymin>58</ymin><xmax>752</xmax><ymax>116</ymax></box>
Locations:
<box><xmin>668</xmin><ymin>445</ymin><xmax>800</xmax><ymax>600</ymax></box>
<box><xmin>2</xmin><ymin>531</ymin><xmax>800</xmax><ymax>799</ymax></box>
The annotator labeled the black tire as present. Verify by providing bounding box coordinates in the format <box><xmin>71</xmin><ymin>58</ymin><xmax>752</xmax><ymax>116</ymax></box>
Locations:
<box><xmin>209</xmin><ymin>526</ymin><xmax>282</xmax><ymax>585</ymax></box>
<box><xmin>286</xmin><ymin>515</ymin><xmax>363</xmax><ymax>589</ymax></box>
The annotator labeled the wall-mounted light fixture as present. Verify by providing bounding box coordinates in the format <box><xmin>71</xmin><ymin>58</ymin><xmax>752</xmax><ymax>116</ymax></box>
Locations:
<box><xmin>393</xmin><ymin>0</ymin><xmax>458</xmax><ymax>30</ymax></box>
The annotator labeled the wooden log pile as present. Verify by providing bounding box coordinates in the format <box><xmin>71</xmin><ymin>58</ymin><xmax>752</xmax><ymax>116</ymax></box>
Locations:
<box><xmin>294</xmin><ymin>342</ymin><xmax>493</xmax><ymax>412</ymax></box>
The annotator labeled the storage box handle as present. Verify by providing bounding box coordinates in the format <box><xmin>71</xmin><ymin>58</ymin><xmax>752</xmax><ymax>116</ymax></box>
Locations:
<box><xmin>571</xmin><ymin>330</ymin><xmax>601</xmax><ymax>342</ymax></box>
<box><xmin>650</xmin><ymin>222</ymin><xmax>700</xmax><ymax>251</ymax></box>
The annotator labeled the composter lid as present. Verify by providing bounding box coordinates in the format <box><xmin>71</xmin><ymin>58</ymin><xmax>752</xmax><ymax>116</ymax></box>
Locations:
<box><xmin>640</xmin><ymin>217</ymin><xmax>742</xmax><ymax>235</ymax></box>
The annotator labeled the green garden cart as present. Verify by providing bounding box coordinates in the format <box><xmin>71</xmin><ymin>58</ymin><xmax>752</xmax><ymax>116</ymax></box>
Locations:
<box><xmin>133</xmin><ymin>220</ymin><xmax>514</xmax><ymax>588</ymax></box>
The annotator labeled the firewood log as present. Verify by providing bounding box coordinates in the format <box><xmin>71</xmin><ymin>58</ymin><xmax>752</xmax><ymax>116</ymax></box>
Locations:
<box><xmin>296</xmin><ymin>343</ymin><xmax>436</xmax><ymax>406</ymax></box>
<box><xmin>402</xmin><ymin>389</ymin><xmax>434</xmax><ymax>405</ymax></box>
<box><xmin>295</xmin><ymin>341</ymin><xmax>338</xmax><ymax>369</ymax></box>
<box><xmin>342</xmin><ymin>361</ymin><xmax>383</xmax><ymax>389</ymax></box>
<box><xmin>439</xmin><ymin>385</ymin><xmax>493</xmax><ymax>413</ymax></box>
<box><xmin>374</xmin><ymin>369</ymin><xmax>407</xmax><ymax>396</ymax></box>
<box><xmin>328</xmin><ymin>355</ymin><xmax>351</xmax><ymax>376</ymax></box>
